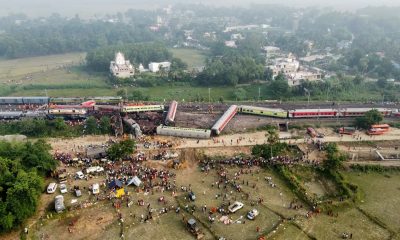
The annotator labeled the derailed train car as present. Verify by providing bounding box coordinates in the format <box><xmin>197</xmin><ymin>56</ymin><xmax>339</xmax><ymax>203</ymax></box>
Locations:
<box><xmin>165</xmin><ymin>101</ymin><xmax>178</xmax><ymax>125</ymax></box>
<box><xmin>48</xmin><ymin>108</ymin><xmax>87</xmax><ymax>119</ymax></box>
<box><xmin>211</xmin><ymin>105</ymin><xmax>238</xmax><ymax>135</ymax></box>
<box><xmin>238</xmin><ymin>105</ymin><xmax>287</xmax><ymax>118</ymax></box>
<box><xmin>157</xmin><ymin>125</ymin><xmax>211</xmax><ymax>139</ymax></box>
<box><xmin>121</xmin><ymin>105</ymin><xmax>164</xmax><ymax>113</ymax></box>
<box><xmin>0</xmin><ymin>111</ymin><xmax>24</xmax><ymax>119</ymax></box>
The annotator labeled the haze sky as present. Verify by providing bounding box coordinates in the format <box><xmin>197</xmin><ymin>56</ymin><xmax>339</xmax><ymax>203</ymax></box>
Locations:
<box><xmin>0</xmin><ymin>0</ymin><xmax>399</xmax><ymax>17</ymax></box>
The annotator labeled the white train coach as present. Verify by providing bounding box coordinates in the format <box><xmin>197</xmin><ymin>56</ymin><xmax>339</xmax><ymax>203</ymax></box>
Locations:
<box><xmin>157</xmin><ymin>125</ymin><xmax>211</xmax><ymax>139</ymax></box>
<box><xmin>211</xmin><ymin>105</ymin><xmax>238</xmax><ymax>135</ymax></box>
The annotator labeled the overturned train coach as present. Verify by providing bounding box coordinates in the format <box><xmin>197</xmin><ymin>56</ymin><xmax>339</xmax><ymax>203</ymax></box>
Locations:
<box><xmin>157</xmin><ymin>125</ymin><xmax>211</xmax><ymax>139</ymax></box>
<box><xmin>165</xmin><ymin>101</ymin><xmax>178</xmax><ymax>125</ymax></box>
<box><xmin>211</xmin><ymin>105</ymin><xmax>238</xmax><ymax>135</ymax></box>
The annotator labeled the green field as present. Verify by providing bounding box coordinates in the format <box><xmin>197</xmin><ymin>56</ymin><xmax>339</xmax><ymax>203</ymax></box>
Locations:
<box><xmin>345</xmin><ymin>172</ymin><xmax>400</xmax><ymax>234</ymax></box>
<box><xmin>0</xmin><ymin>52</ymin><xmax>396</xmax><ymax>103</ymax></box>
<box><xmin>0</xmin><ymin>52</ymin><xmax>86</xmax><ymax>81</ymax></box>
<box><xmin>169</xmin><ymin>48</ymin><xmax>208</xmax><ymax>69</ymax></box>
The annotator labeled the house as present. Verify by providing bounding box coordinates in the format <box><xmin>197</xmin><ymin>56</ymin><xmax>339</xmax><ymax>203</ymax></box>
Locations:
<box><xmin>269</xmin><ymin>56</ymin><xmax>300</xmax><ymax>76</ymax></box>
<box><xmin>148</xmin><ymin>62</ymin><xmax>171</xmax><ymax>73</ymax></box>
<box><xmin>224</xmin><ymin>40</ymin><xmax>237</xmax><ymax>48</ymax></box>
<box><xmin>263</xmin><ymin>46</ymin><xmax>281</xmax><ymax>58</ymax></box>
<box><xmin>287</xmin><ymin>71</ymin><xmax>323</xmax><ymax>87</ymax></box>
<box><xmin>231</xmin><ymin>33</ymin><xmax>244</xmax><ymax>40</ymax></box>
<box><xmin>110</xmin><ymin>52</ymin><xmax>134</xmax><ymax>78</ymax></box>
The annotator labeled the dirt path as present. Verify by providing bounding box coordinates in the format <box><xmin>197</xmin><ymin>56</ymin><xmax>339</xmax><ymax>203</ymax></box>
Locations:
<box><xmin>346</xmin><ymin>161</ymin><xmax>400</xmax><ymax>166</ymax></box>
<box><xmin>175</xmin><ymin>128</ymin><xmax>400</xmax><ymax>150</ymax></box>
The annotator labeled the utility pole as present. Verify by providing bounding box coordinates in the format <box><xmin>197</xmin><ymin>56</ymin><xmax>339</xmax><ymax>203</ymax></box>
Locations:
<box><xmin>304</xmin><ymin>87</ymin><xmax>310</xmax><ymax>107</ymax></box>
<box><xmin>209</xmin><ymin>88</ymin><xmax>211</xmax><ymax>103</ymax></box>
<box><xmin>258</xmin><ymin>87</ymin><xmax>261</xmax><ymax>101</ymax></box>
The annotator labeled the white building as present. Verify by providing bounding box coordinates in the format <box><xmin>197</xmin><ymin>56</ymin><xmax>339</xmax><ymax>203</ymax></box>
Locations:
<box><xmin>269</xmin><ymin>56</ymin><xmax>300</xmax><ymax>76</ymax></box>
<box><xmin>225</xmin><ymin>40</ymin><xmax>237</xmax><ymax>48</ymax></box>
<box><xmin>263</xmin><ymin>46</ymin><xmax>281</xmax><ymax>58</ymax></box>
<box><xmin>110</xmin><ymin>52</ymin><xmax>134</xmax><ymax>78</ymax></box>
<box><xmin>287</xmin><ymin>71</ymin><xmax>323</xmax><ymax>87</ymax></box>
<box><xmin>148</xmin><ymin>62</ymin><xmax>171</xmax><ymax>73</ymax></box>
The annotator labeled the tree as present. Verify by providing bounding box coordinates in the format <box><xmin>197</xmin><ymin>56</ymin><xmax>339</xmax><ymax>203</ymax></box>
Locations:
<box><xmin>377</xmin><ymin>78</ymin><xmax>387</xmax><ymax>88</ymax></box>
<box><xmin>107</xmin><ymin>140</ymin><xmax>136</xmax><ymax>161</ymax></box>
<box><xmin>270</xmin><ymin>73</ymin><xmax>289</xmax><ymax>98</ymax></box>
<box><xmin>20</xmin><ymin>140</ymin><xmax>57</xmax><ymax>176</ymax></box>
<box><xmin>353</xmin><ymin>75</ymin><xmax>363</xmax><ymax>85</ymax></box>
<box><xmin>99</xmin><ymin>116</ymin><xmax>111</xmax><ymax>134</ymax></box>
<box><xmin>264</xmin><ymin>68</ymin><xmax>273</xmax><ymax>81</ymax></box>
<box><xmin>85</xmin><ymin>116</ymin><xmax>98</xmax><ymax>135</ymax></box>
<box><xmin>233</xmin><ymin>88</ymin><xmax>247</xmax><ymax>101</ymax></box>
<box><xmin>0</xmin><ymin>155</ymin><xmax>43</xmax><ymax>232</ymax></box>
<box><xmin>130</xmin><ymin>90</ymin><xmax>149</xmax><ymax>101</ymax></box>
<box><xmin>354</xmin><ymin>109</ymin><xmax>383</xmax><ymax>129</ymax></box>
<box><xmin>323</xmin><ymin>143</ymin><xmax>346</xmax><ymax>171</ymax></box>
<box><xmin>266</xmin><ymin>128</ymin><xmax>279</xmax><ymax>145</ymax></box>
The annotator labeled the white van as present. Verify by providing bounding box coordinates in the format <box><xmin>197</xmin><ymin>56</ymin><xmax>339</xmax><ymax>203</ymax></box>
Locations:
<box><xmin>75</xmin><ymin>171</ymin><xmax>85</xmax><ymax>179</ymax></box>
<box><xmin>55</xmin><ymin>195</ymin><xmax>65</xmax><ymax>213</ymax></box>
<box><xmin>47</xmin><ymin>183</ymin><xmax>58</xmax><ymax>194</ymax></box>
<box><xmin>228</xmin><ymin>201</ymin><xmax>244</xmax><ymax>213</ymax></box>
<box><xmin>92</xmin><ymin>183</ymin><xmax>100</xmax><ymax>194</ymax></box>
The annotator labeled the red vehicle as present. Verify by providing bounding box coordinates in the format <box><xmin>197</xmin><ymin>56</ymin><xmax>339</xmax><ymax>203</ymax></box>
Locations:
<box><xmin>371</xmin><ymin>124</ymin><xmax>390</xmax><ymax>132</ymax></box>
<box><xmin>339</xmin><ymin>127</ymin><xmax>356</xmax><ymax>135</ymax></box>
<box><xmin>367</xmin><ymin>128</ymin><xmax>385</xmax><ymax>135</ymax></box>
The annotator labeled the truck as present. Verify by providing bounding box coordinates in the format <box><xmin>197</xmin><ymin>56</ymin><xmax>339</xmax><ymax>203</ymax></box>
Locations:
<box><xmin>186</xmin><ymin>218</ymin><xmax>204</xmax><ymax>240</ymax></box>
<box><xmin>55</xmin><ymin>195</ymin><xmax>65</xmax><ymax>213</ymax></box>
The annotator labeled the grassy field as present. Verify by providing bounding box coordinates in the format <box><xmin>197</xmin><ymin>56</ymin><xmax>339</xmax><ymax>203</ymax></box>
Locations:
<box><xmin>345</xmin><ymin>172</ymin><xmax>400</xmax><ymax>234</ymax></box>
<box><xmin>10</xmin><ymin>162</ymin><xmax>400</xmax><ymax>240</ymax></box>
<box><xmin>169</xmin><ymin>48</ymin><xmax>208</xmax><ymax>69</ymax></box>
<box><xmin>0</xmin><ymin>52</ymin><xmax>85</xmax><ymax>81</ymax></box>
<box><xmin>0</xmin><ymin>51</ymin><xmax>397</xmax><ymax>103</ymax></box>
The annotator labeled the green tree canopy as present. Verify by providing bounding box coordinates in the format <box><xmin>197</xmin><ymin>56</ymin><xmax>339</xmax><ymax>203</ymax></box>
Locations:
<box><xmin>85</xmin><ymin>116</ymin><xmax>98</xmax><ymax>135</ymax></box>
<box><xmin>354</xmin><ymin>109</ymin><xmax>383</xmax><ymax>129</ymax></box>
<box><xmin>107</xmin><ymin>139</ymin><xmax>136</xmax><ymax>161</ymax></box>
<box><xmin>0</xmin><ymin>140</ymin><xmax>55</xmax><ymax>232</ymax></box>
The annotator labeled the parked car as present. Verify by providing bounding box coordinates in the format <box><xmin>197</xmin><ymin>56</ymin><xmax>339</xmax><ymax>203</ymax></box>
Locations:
<box><xmin>54</xmin><ymin>195</ymin><xmax>65</xmax><ymax>213</ymax></box>
<box><xmin>75</xmin><ymin>189</ymin><xmax>82</xmax><ymax>197</ymax></box>
<box><xmin>188</xmin><ymin>191</ymin><xmax>196</xmax><ymax>201</ymax></box>
<box><xmin>92</xmin><ymin>183</ymin><xmax>100</xmax><ymax>194</ymax></box>
<box><xmin>85</xmin><ymin>166</ymin><xmax>104</xmax><ymax>174</ymax></box>
<box><xmin>60</xmin><ymin>184</ymin><xmax>68</xmax><ymax>194</ymax></box>
<box><xmin>75</xmin><ymin>171</ymin><xmax>85</xmax><ymax>179</ymax></box>
<box><xmin>246</xmin><ymin>209</ymin><xmax>259</xmax><ymax>220</ymax></box>
<box><xmin>47</xmin><ymin>183</ymin><xmax>58</xmax><ymax>194</ymax></box>
<box><xmin>228</xmin><ymin>201</ymin><xmax>244</xmax><ymax>213</ymax></box>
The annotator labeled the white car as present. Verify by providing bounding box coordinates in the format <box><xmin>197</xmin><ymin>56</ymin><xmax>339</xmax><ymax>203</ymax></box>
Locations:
<box><xmin>75</xmin><ymin>171</ymin><xmax>85</xmax><ymax>179</ymax></box>
<box><xmin>228</xmin><ymin>201</ymin><xmax>244</xmax><ymax>213</ymax></box>
<box><xmin>60</xmin><ymin>184</ymin><xmax>68</xmax><ymax>194</ymax></box>
<box><xmin>92</xmin><ymin>183</ymin><xmax>100</xmax><ymax>195</ymax></box>
<box><xmin>47</xmin><ymin>182</ymin><xmax>58</xmax><ymax>194</ymax></box>
<box><xmin>247</xmin><ymin>209</ymin><xmax>259</xmax><ymax>220</ymax></box>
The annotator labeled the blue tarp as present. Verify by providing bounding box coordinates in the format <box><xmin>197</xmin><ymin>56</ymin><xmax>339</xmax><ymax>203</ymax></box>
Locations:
<box><xmin>108</xmin><ymin>179</ymin><xmax>123</xmax><ymax>189</ymax></box>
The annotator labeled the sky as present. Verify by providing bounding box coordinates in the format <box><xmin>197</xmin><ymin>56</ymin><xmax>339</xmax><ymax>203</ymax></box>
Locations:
<box><xmin>0</xmin><ymin>0</ymin><xmax>399</xmax><ymax>17</ymax></box>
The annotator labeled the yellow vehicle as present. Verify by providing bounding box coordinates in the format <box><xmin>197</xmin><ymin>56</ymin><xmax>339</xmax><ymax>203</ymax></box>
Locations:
<box><xmin>238</xmin><ymin>105</ymin><xmax>287</xmax><ymax>118</ymax></box>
